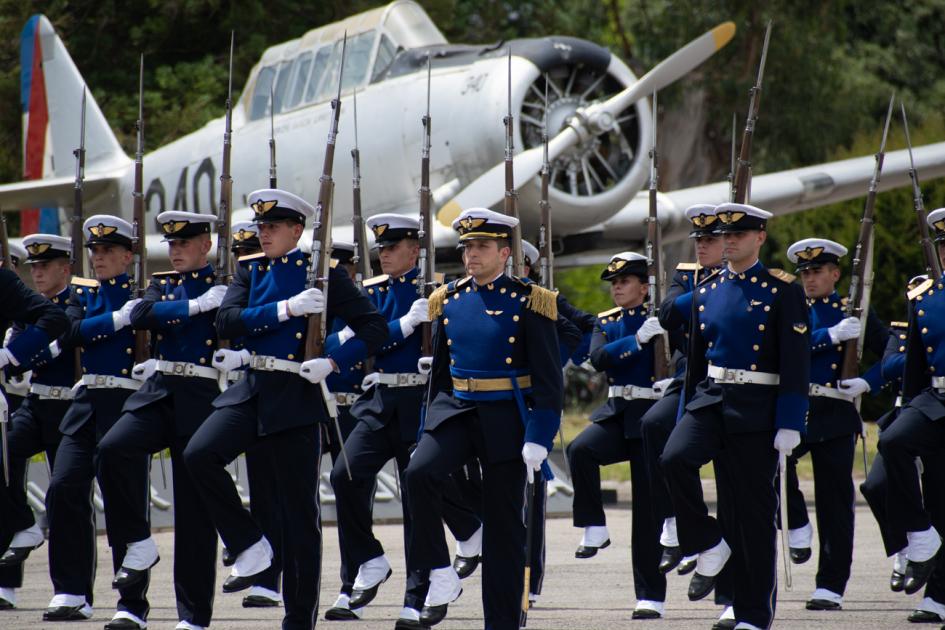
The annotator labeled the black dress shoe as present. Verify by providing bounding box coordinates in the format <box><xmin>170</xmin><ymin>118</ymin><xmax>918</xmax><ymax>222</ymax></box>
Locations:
<box><xmin>112</xmin><ymin>557</ymin><xmax>160</xmax><ymax>590</ymax></box>
<box><xmin>324</xmin><ymin>606</ymin><xmax>359</xmax><ymax>621</ymax></box>
<box><xmin>222</xmin><ymin>548</ymin><xmax>236</xmax><ymax>567</ymax></box>
<box><xmin>243</xmin><ymin>594</ymin><xmax>280</xmax><ymax>608</ymax></box>
<box><xmin>806</xmin><ymin>598</ymin><xmax>841</xmax><ymax>610</ymax></box>
<box><xmin>223</xmin><ymin>573</ymin><xmax>260</xmax><ymax>593</ymax></box>
<box><xmin>452</xmin><ymin>554</ymin><xmax>480</xmax><ymax>579</ymax></box>
<box><xmin>711</xmin><ymin>619</ymin><xmax>737</xmax><ymax>630</ymax></box>
<box><xmin>790</xmin><ymin>547</ymin><xmax>812</xmax><ymax>564</ymax></box>
<box><xmin>104</xmin><ymin>618</ymin><xmax>146</xmax><ymax>629</ymax></box>
<box><xmin>349</xmin><ymin>568</ymin><xmax>392</xmax><ymax>608</ymax></box>
<box><xmin>688</xmin><ymin>572</ymin><xmax>717</xmax><ymax>601</ymax></box>
<box><xmin>419</xmin><ymin>603</ymin><xmax>449</xmax><ymax>626</ymax></box>
<box><xmin>0</xmin><ymin>543</ymin><xmax>42</xmax><ymax>567</ymax></box>
<box><xmin>43</xmin><ymin>605</ymin><xmax>89</xmax><ymax>621</ymax></box>
<box><xmin>891</xmin><ymin>570</ymin><xmax>906</xmax><ymax>592</ymax></box>
<box><xmin>574</xmin><ymin>539</ymin><xmax>610</xmax><ymax>559</ymax></box>
<box><xmin>677</xmin><ymin>557</ymin><xmax>697</xmax><ymax>575</ymax></box>
<box><xmin>394</xmin><ymin>619</ymin><xmax>430</xmax><ymax>630</ymax></box>
<box><xmin>905</xmin><ymin>557</ymin><xmax>938</xmax><ymax>594</ymax></box>
<box><xmin>631</xmin><ymin>608</ymin><xmax>661</xmax><ymax>619</ymax></box>
<box><xmin>907</xmin><ymin>609</ymin><xmax>944</xmax><ymax>623</ymax></box>
<box><xmin>658</xmin><ymin>546</ymin><xmax>683</xmax><ymax>574</ymax></box>
<box><xmin>0</xmin><ymin>596</ymin><xmax>13</xmax><ymax>610</ymax></box>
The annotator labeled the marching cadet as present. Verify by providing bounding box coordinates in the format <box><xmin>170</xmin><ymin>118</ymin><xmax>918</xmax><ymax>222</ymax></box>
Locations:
<box><xmin>0</xmin><ymin>242</ymin><xmax>33</xmax><ymax>413</ymax></box>
<box><xmin>96</xmin><ymin>211</ymin><xmax>227</xmax><ymax>630</ymax></box>
<box><xmin>42</xmin><ymin>215</ymin><xmax>148</xmax><ymax>625</ymax></box>
<box><xmin>877</xmin><ymin>208</ymin><xmax>945</xmax><ymax>597</ymax></box>
<box><xmin>0</xmin><ymin>235</ymin><xmax>71</xmax><ymax>611</ymax></box>
<box><xmin>779</xmin><ymin>238</ymin><xmax>888</xmax><ymax>611</ymax></box>
<box><xmin>660</xmin><ymin>203</ymin><xmax>810</xmax><ymax>630</ymax></box>
<box><xmin>404</xmin><ymin>208</ymin><xmax>562</xmax><ymax>629</ymax></box>
<box><xmin>185</xmin><ymin>189</ymin><xmax>386</xmax><ymax>630</ymax></box>
<box><xmin>565</xmin><ymin>251</ymin><xmax>667</xmax><ymax>619</ymax></box>
<box><xmin>329</xmin><ymin>214</ymin><xmax>432</xmax><ymax>629</ymax></box>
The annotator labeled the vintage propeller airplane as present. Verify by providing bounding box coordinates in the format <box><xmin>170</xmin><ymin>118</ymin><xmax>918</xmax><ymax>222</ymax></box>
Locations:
<box><xmin>2</xmin><ymin>0</ymin><xmax>945</xmax><ymax>268</ymax></box>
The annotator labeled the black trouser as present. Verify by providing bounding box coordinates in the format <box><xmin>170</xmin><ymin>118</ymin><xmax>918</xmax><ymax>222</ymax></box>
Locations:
<box><xmin>566</xmin><ymin>416</ymin><xmax>665</xmax><ymax>603</ymax></box>
<box><xmin>98</xmin><ymin>397</ymin><xmax>217</xmax><ymax>627</ymax></box>
<box><xmin>877</xmin><ymin>406</ymin><xmax>945</xmax><ymax>538</ymax></box>
<box><xmin>779</xmin><ymin>433</ymin><xmax>856</xmax><ymax>596</ymax></box>
<box><xmin>405</xmin><ymin>411</ymin><xmax>524</xmax><ymax>630</ymax></box>
<box><xmin>45</xmin><ymin>420</ymin><xmax>150</xmax><ymax>619</ymax></box>
<box><xmin>640</xmin><ymin>386</ymin><xmax>682</xmax><ymax>525</ymax></box>
<box><xmin>662</xmin><ymin>408</ymin><xmax>777</xmax><ymax>629</ymax></box>
<box><xmin>330</xmin><ymin>416</ymin><xmax>427</xmax><ymax>610</ymax></box>
<box><xmin>0</xmin><ymin>396</ymin><xmax>66</xmax><ymax>589</ymax></box>
<box><xmin>861</xmin><ymin>452</ymin><xmax>907</xmax><ymax>556</ymax></box>
<box><xmin>184</xmin><ymin>404</ymin><xmax>321</xmax><ymax>630</ymax></box>
<box><xmin>245</xmin><ymin>440</ymin><xmax>283</xmax><ymax>595</ymax></box>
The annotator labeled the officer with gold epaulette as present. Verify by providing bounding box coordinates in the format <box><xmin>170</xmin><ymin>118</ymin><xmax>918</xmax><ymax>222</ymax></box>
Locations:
<box><xmin>404</xmin><ymin>208</ymin><xmax>562</xmax><ymax>629</ymax></box>
<box><xmin>660</xmin><ymin>203</ymin><xmax>811</xmax><ymax>630</ymax></box>
<box><xmin>0</xmin><ymin>234</ymin><xmax>72</xmax><ymax>611</ymax></box>
<box><xmin>877</xmin><ymin>207</ymin><xmax>945</xmax><ymax>597</ymax></box>
<box><xmin>565</xmin><ymin>250</ymin><xmax>667</xmax><ymax>619</ymax></box>
<box><xmin>184</xmin><ymin>189</ymin><xmax>387</xmax><ymax>630</ymax></box>
<box><xmin>95</xmin><ymin>211</ymin><xmax>227</xmax><ymax>630</ymax></box>
<box><xmin>774</xmin><ymin>238</ymin><xmax>889</xmax><ymax>611</ymax></box>
<box><xmin>42</xmin><ymin>215</ymin><xmax>147</xmax><ymax>624</ymax></box>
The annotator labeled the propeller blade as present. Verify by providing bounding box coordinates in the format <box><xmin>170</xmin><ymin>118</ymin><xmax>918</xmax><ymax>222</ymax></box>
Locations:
<box><xmin>437</xmin><ymin>22</ymin><xmax>736</xmax><ymax>227</ymax></box>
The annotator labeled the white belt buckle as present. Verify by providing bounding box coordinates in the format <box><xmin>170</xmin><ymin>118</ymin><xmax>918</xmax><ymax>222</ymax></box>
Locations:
<box><xmin>173</xmin><ymin>362</ymin><xmax>186</xmax><ymax>376</ymax></box>
<box><xmin>94</xmin><ymin>375</ymin><xmax>107</xmax><ymax>387</ymax></box>
<box><xmin>50</xmin><ymin>387</ymin><xmax>62</xmax><ymax>399</ymax></box>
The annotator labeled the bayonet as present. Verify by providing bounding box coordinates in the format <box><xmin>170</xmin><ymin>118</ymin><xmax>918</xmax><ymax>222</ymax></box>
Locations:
<box><xmin>503</xmin><ymin>47</ymin><xmax>524</xmax><ymax>276</ymax></box>
<box><xmin>351</xmin><ymin>87</ymin><xmax>371</xmax><ymax>287</ymax></box>
<box><xmin>732</xmin><ymin>21</ymin><xmax>772</xmax><ymax>204</ymax></box>
<box><xmin>646</xmin><ymin>92</ymin><xmax>670</xmax><ymax>380</ymax></box>
<box><xmin>901</xmin><ymin>102</ymin><xmax>943</xmax><ymax>279</ymax></box>
<box><xmin>269</xmin><ymin>84</ymin><xmax>277</xmax><ymax>188</ymax></box>
<box><xmin>417</xmin><ymin>54</ymin><xmax>435</xmax><ymax>356</ymax></box>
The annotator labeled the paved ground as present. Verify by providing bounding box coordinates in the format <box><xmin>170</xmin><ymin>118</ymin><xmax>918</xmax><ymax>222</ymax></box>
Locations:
<box><xmin>3</xmin><ymin>487</ymin><xmax>930</xmax><ymax>630</ymax></box>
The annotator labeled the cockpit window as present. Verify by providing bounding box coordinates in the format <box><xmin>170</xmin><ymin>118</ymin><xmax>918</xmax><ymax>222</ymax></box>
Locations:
<box><xmin>271</xmin><ymin>60</ymin><xmax>293</xmax><ymax>114</ymax></box>
<box><xmin>340</xmin><ymin>30</ymin><xmax>377</xmax><ymax>91</ymax></box>
<box><xmin>304</xmin><ymin>45</ymin><xmax>334</xmax><ymax>104</ymax></box>
<box><xmin>371</xmin><ymin>34</ymin><xmax>399</xmax><ymax>82</ymax></box>
<box><xmin>284</xmin><ymin>51</ymin><xmax>313</xmax><ymax>110</ymax></box>
<box><xmin>250</xmin><ymin>65</ymin><xmax>277</xmax><ymax>120</ymax></box>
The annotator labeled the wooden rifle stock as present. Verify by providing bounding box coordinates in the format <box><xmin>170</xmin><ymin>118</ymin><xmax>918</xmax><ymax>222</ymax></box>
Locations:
<box><xmin>132</xmin><ymin>56</ymin><xmax>150</xmax><ymax>362</ymax></box>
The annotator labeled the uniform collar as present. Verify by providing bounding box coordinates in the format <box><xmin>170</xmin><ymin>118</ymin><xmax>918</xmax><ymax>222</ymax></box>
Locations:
<box><xmin>269</xmin><ymin>247</ymin><xmax>304</xmax><ymax>266</ymax></box>
<box><xmin>101</xmin><ymin>272</ymin><xmax>131</xmax><ymax>288</ymax></box>
<box><xmin>389</xmin><ymin>267</ymin><xmax>419</xmax><ymax>284</ymax></box>
<box><xmin>725</xmin><ymin>259</ymin><xmax>763</xmax><ymax>281</ymax></box>
<box><xmin>808</xmin><ymin>291</ymin><xmax>840</xmax><ymax>306</ymax></box>
<box><xmin>472</xmin><ymin>272</ymin><xmax>507</xmax><ymax>291</ymax></box>
<box><xmin>50</xmin><ymin>285</ymin><xmax>71</xmax><ymax>304</ymax></box>
<box><xmin>178</xmin><ymin>263</ymin><xmax>214</xmax><ymax>280</ymax></box>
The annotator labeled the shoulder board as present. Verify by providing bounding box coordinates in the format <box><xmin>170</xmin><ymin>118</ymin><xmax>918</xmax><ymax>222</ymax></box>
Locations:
<box><xmin>697</xmin><ymin>268</ymin><xmax>722</xmax><ymax>286</ymax></box>
<box><xmin>362</xmin><ymin>274</ymin><xmax>390</xmax><ymax>288</ymax></box>
<box><xmin>330</xmin><ymin>258</ymin><xmax>339</xmax><ymax>269</ymax></box>
<box><xmin>768</xmin><ymin>268</ymin><xmax>796</xmax><ymax>284</ymax></box>
<box><xmin>238</xmin><ymin>252</ymin><xmax>266</xmax><ymax>262</ymax></box>
<box><xmin>71</xmin><ymin>277</ymin><xmax>100</xmax><ymax>288</ymax></box>
<box><xmin>526</xmin><ymin>284</ymin><xmax>558</xmax><ymax>320</ymax></box>
<box><xmin>151</xmin><ymin>270</ymin><xmax>178</xmax><ymax>277</ymax></box>
<box><xmin>890</xmin><ymin>321</ymin><xmax>909</xmax><ymax>329</ymax></box>
<box><xmin>676</xmin><ymin>262</ymin><xmax>700</xmax><ymax>271</ymax></box>
<box><xmin>908</xmin><ymin>278</ymin><xmax>935</xmax><ymax>301</ymax></box>
<box><xmin>451</xmin><ymin>276</ymin><xmax>472</xmax><ymax>292</ymax></box>
<box><xmin>597</xmin><ymin>306</ymin><xmax>622</xmax><ymax>319</ymax></box>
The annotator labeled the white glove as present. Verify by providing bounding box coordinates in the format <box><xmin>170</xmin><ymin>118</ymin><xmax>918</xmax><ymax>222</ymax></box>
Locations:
<box><xmin>281</xmin><ymin>288</ymin><xmax>325</xmax><ymax>320</ymax></box>
<box><xmin>132</xmin><ymin>358</ymin><xmax>158</xmax><ymax>382</ymax></box>
<box><xmin>0</xmin><ymin>348</ymin><xmax>14</xmax><ymax>369</ymax></box>
<box><xmin>112</xmin><ymin>298</ymin><xmax>142</xmax><ymax>331</ymax></box>
<box><xmin>773</xmin><ymin>428</ymin><xmax>801</xmax><ymax>454</ymax></box>
<box><xmin>337</xmin><ymin>326</ymin><xmax>355</xmax><ymax>345</ymax></box>
<box><xmin>417</xmin><ymin>356</ymin><xmax>433</xmax><ymax>375</ymax></box>
<box><xmin>399</xmin><ymin>298</ymin><xmax>431</xmax><ymax>337</ymax></box>
<box><xmin>522</xmin><ymin>442</ymin><xmax>548</xmax><ymax>473</ymax></box>
<box><xmin>839</xmin><ymin>377</ymin><xmax>870</xmax><ymax>398</ymax></box>
<box><xmin>653</xmin><ymin>378</ymin><xmax>674</xmax><ymax>397</ymax></box>
<box><xmin>361</xmin><ymin>372</ymin><xmax>381</xmax><ymax>390</ymax></box>
<box><xmin>828</xmin><ymin>316</ymin><xmax>861</xmax><ymax>344</ymax></box>
<box><xmin>635</xmin><ymin>317</ymin><xmax>665</xmax><ymax>345</ymax></box>
<box><xmin>3</xmin><ymin>328</ymin><xmax>12</xmax><ymax>346</ymax></box>
<box><xmin>189</xmin><ymin>284</ymin><xmax>227</xmax><ymax>316</ymax></box>
<box><xmin>299</xmin><ymin>357</ymin><xmax>335</xmax><ymax>384</ymax></box>
<box><xmin>213</xmin><ymin>348</ymin><xmax>250</xmax><ymax>372</ymax></box>
<box><xmin>48</xmin><ymin>341</ymin><xmax>61</xmax><ymax>359</ymax></box>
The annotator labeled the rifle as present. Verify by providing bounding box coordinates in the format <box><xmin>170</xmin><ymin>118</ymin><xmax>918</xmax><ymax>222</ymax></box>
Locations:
<box><xmin>305</xmin><ymin>35</ymin><xmax>351</xmax><ymax>480</ymax></box>
<box><xmin>132</xmin><ymin>56</ymin><xmax>150</xmax><ymax>364</ymax></box>
<box><xmin>215</xmin><ymin>32</ymin><xmax>235</xmax><ymax>290</ymax></box>
<box><xmin>538</xmin><ymin>76</ymin><xmax>553</xmax><ymax>291</ymax></box>
<box><xmin>0</xmin><ymin>209</ymin><xmax>10</xmax><ymax>485</ymax></box>
<box><xmin>901</xmin><ymin>102</ymin><xmax>944</xmax><ymax>279</ymax></box>
<box><xmin>727</xmin><ymin>113</ymin><xmax>737</xmax><ymax>200</ymax></box>
<box><xmin>351</xmin><ymin>88</ymin><xmax>371</xmax><ymax>288</ymax></box>
<box><xmin>71</xmin><ymin>88</ymin><xmax>88</xmax><ymax>380</ymax></box>
<box><xmin>503</xmin><ymin>47</ymin><xmax>524</xmax><ymax>276</ymax></box>
<box><xmin>417</xmin><ymin>56</ymin><xmax>435</xmax><ymax>356</ymax></box>
<box><xmin>646</xmin><ymin>92</ymin><xmax>670</xmax><ymax>380</ymax></box>
<box><xmin>731</xmin><ymin>21</ymin><xmax>772</xmax><ymax>204</ymax></box>
<box><xmin>269</xmin><ymin>84</ymin><xmax>277</xmax><ymax>188</ymax></box>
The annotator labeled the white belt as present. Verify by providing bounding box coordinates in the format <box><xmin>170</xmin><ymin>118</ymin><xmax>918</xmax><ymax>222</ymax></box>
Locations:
<box><xmin>809</xmin><ymin>384</ymin><xmax>854</xmax><ymax>402</ymax></box>
<box><xmin>79</xmin><ymin>374</ymin><xmax>141</xmax><ymax>391</ymax></box>
<box><xmin>248</xmin><ymin>355</ymin><xmax>301</xmax><ymax>374</ymax></box>
<box><xmin>29</xmin><ymin>383</ymin><xmax>75</xmax><ymax>400</ymax></box>
<box><xmin>933</xmin><ymin>376</ymin><xmax>945</xmax><ymax>392</ymax></box>
<box><xmin>707</xmin><ymin>365</ymin><xmax>780</xmax><ymax>386</ymax></box>
<box><xmin>332</xmin><ymin>392</ymin><xmax>360</xmax><ymax>406</ymax></box>
<box><xmin>156</xmin><ymin>360</ymin><xmax>219</xmax><ymax>380</ymax></box>
<box><xmin>376</xmin><ymin>373</ymin><xmax>427</xmax><ymax>387</ymax></box>
<box><xmin>608</xmin><ymin>385</ymin><xmax>660</xmax><ymax>400</ymax></box>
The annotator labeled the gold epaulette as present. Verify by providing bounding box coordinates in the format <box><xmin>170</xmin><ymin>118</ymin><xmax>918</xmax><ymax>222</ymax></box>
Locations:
<box><xmin>238</xmin><ymin>252</ymin><xmax>266</xmax><ymax>262</ymax></box>
<box><xmin>429</xmin><ymin>276</ymin><xmax>470</xmax><ymax>319</ymax></box>
<box><xmin>597</xmin><ymin>306</ymin><xmax>622</xmax><ymax>319</ymax></box>
<box><xmin>433</xmin><ymin>272</ymin><xmax>446</xmax><ymax>284</ymax></box>
<box><xmin>908</xmin><ymin>278</ymin><xmax>934</xmax><ymax>301</ymax></box>
<box><xmin>526</xmin><ymin>284</ymin><xmax>558</xmax><ymax>320</ymax></box>
<box><xmin>71</xmin><ymin>277</ymin><xmax>100</xmax><ymax>288</ymax></box>
<box><xmin>890</xmin><ymin>321</ymin><xmax>908</xmax><ymax>329</ymax></box>
<box><xmin>676</xmin><ymin>262</ymin><xmax>700</xmax><ymax>271</ymax></box>
<box><xmin>768</xmin><ymin>268</ymin><xmax>797</xmax><ymax>284</ymax></box>
<box><xmin>330</xmin><ymin>258</ymin><xmax>339</xmax><ymax>269</ymax></box>
<box><xmin>362</xmin><ymin>274</ymin><xmax>389</xmax><ymax>288</ymax></box>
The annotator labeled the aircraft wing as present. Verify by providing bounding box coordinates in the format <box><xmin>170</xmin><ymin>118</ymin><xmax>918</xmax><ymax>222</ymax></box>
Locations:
<box><xmin>0</xmin><ymin>171</ymin><xmax>125</xmax><ymax>210</ymax></box>
<box><xmin>593</xmin><ymin>141</ymin><xmax>945</xmax><ymax>244</ymax></box>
